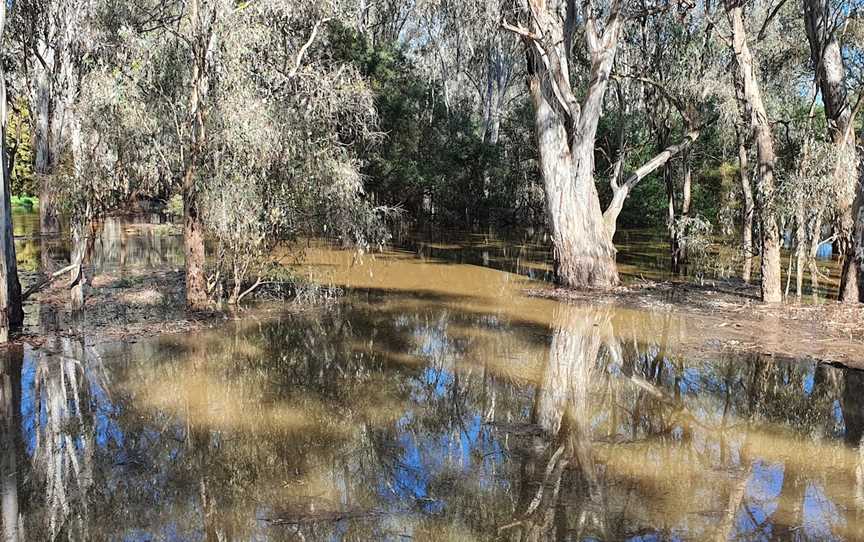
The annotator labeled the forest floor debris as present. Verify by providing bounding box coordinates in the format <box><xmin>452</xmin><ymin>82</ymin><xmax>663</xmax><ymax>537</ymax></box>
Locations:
<box><xmin>528</xmin><ymin>278</ymin><xmax>864</xmax><ymax>369</ymax></box>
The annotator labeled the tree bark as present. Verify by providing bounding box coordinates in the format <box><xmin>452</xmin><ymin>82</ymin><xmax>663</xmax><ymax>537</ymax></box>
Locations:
<box><xmin>510</xmin><ymin>0</ymin><xmax>623</xmax><ymax>289</ymax></box>
<box><xmin>0</xmin><ymin>6</ymin><xmax>23</xmax><ymax>340</ymax></box>
<box><xmin>803</xmin><ymin>0</ymin><xmax>861</xmax><ymax>302</ymax></box>
<box><xmin>729</xmin><ymin>5</ymin><xmax>782</xmax><ymax>303</ymax></box>
<box><xmin>183</xmin><ymin>190</ymin><xmax>207</xmax><ymax>311</ymax></box>
<box><xmin>737</xmin><ymin>134</ymin><xmax>754</xmax><ymax>283</ymax></box>
<box><xmin>182</xmin><ymin>0</ymin><xmax>211</xmax><ymax>311</ymax></box>
<box><xmin>528</xmin><ymin>72</ymin><xmax>619</xmax><ymax>288</ymax></box>
<box><xmin>666</xmin><ymin>164</ymin><xmax>681</xmax><ymax>274</ymax></box>
<box><xmin>31</xmin><ymin>47</ymin><xmax>60</xmax><ymax>235</ymax></box>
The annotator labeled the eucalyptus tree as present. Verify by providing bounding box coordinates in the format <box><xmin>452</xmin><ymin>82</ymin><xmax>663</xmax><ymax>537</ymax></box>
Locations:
<box><xmin>802</xmin><ymin>0</ymin><xmax>864</xmax><ymax>302</ymax></box>
<box><xmin>10</xmin><ymin>0</ymin><xmax>95</xmax><ymax>235</ymax></box>
<box><xmin>0</xmin><ymin>1</ymin><xmax>23</xmax><ymax>340</ymax></box>
<box><xmin>718</xmin><ymin>0</ymin><xmax>785</xmax><ymax>302</ymax></box>
<box><xmin>502</xmin><ymin>0</ymin><xmax>716</xmax><ymax>289</ymax></box>
<box><xmin>62</xmin><ymin>0</ymin><xmax>384</xmax><ymax>308</ymax></box>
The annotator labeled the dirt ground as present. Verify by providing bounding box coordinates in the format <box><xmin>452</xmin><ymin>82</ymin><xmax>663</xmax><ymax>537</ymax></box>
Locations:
<box><xmin>15</xmin><ymin>265</ymin><xmax>864</xmax><ymax>370</ymax></box>
<box><xmin>16</xmin><ymin>268</ymin><xmax>226</xmax><ymax>346</ymax></box>
<box><xmin>528</xmin><ymin>279</ymin><xmax>864</xmax><ymax>369</ymax></box>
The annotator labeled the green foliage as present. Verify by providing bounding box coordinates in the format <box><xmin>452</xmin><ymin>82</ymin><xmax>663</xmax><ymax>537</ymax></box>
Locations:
<box><xmin>329</xmin><ymin>25</ymin><xmax>542</xmax><ymax>228</ymax></box>
<box><xmin>11</xmin><ymin>195</ymin><xmax>38</xmax><ymax>210</ymax></box>
<box><xmin>6</xmin><ymin>99</ymin><xmax>37</xmax><ymax>196</ymax></box>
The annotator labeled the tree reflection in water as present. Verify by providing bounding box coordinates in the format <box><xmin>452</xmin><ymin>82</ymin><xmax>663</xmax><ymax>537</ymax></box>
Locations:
<box><xmin>1</xmin><ymin>296</ymin><xmax>864</xmax><ymax>539</ymax></box>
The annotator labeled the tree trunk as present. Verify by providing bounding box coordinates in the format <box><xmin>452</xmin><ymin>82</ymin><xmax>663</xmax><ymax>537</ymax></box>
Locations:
<box><xmin>515</xmin><ymin>0</ymin><xmax>622</xmax><ymax>289</ymax></box>
<box><xmin>183</xmin><ymin>190</ymin><xmax>208</xmax><ymax>310</ymax></box>
<box><xmin>804</xmin><ymin>0</ymin><xmax>860</xmax><ymax>302</ymax></box>
<box><xmin>794</xmin><ymin>199</ymin><xmax>806</xmax><ymax>297</ymax></box>
<box><xmin>529</xmin><ymin>80</ymin><xmax>618</xmax><ymax>288</ymax></box>
<box><xmin>32</xmin><ymin>52</ymin><xmax>60</xmax><ymax>236</ymax></box>
<box><xmin>737</xmin><ymin>135</ymin><xmax>754</xmax><ymax>283</ymax></box>
<box><xmin>0</xmin><ymin>8</ymin><xmax>23</xmax><ymax>340</ymax></box>
<box><xmin>70</xmin><ymin>226</ymin><xmax>86</xmax><ymax>312</ymax></box>
<box><xmin>729</xmin><ymin>5</ymin><xmax>782</xmax><ymax>303</ymax></box>
<box><xmin>182</xmin><ymin>0</ymin><xmax>211</xmax><ymax>311</ymax></box>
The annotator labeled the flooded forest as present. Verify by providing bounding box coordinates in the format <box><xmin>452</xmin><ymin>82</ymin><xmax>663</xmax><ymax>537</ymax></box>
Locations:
<box><xmin>0</xmin><ymin>0</ymin><xmax>863</xmax><ymax>540</ymax></box>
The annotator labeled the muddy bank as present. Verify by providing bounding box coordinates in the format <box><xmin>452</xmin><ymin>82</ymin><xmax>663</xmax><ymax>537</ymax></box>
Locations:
<box><xmin>17</xmin><ymin>268</ymin><xmax>220</xmax><ymax>345</ymax></box>
<box><xmin>528</xmin><ymin>279</ymin><xmax>864</xmax><ymax>369</ymax></box>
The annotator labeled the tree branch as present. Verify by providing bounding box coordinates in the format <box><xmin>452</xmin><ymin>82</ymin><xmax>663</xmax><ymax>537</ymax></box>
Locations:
<box><xmin>289</xmin><ymin>17</ymin><xmax>332</xmax><ymax>77</ymax></box>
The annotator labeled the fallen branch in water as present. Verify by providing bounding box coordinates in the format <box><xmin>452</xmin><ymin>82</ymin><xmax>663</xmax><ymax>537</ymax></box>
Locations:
<box><xmin>22</xmin><ymin>262</ymin><xmax>80</xmax><ymax>301</ymax></box>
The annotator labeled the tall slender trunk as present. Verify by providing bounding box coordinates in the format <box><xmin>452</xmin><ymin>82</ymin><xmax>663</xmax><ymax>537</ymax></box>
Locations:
<box><xmin>0</xmin><ymin>8</ymin><xmax>22</xmax><ymax>340</ymax></box>
<box><xmin>69</xmin><ymin>221</ymin><xmax>98</xmax><ymax>312</ymax></box>
<box><xmin>183</xmin><ymin>0</ymin><xmax>210</xmax><ymax>310</ymax></box>
<box><xmin>794</xmin><ymin>199</ymin><xmax>806</xmax><ymax>297</ymax></box>
<box><xmin>737</xmin><ymin>134</ymin><xmax>754</xmax><ymax>283</ymax></box>
<box><xmin>32</xmin><ymin>50</ymin><xmax>60</xmax><ymax>236</ymax></box>
<box><xmin>666</xmin><ymin>164</ymin><xmax>681</xmax><ymax>274</ymax></box>
<box><xmin>729</xmin><ymin>5</ymin><xmax>782</xmax><ymax>303</ymax></box>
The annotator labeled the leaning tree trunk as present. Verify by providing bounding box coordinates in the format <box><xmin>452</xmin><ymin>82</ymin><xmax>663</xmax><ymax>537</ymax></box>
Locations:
<box><xmin>729</xmin><ymin>5</ymin><xmax>782</xmax><ymax>303</ymax></box>
<box><xmin>804</xmin><ymin>0</ymin><xmax>861</xmax><ymax>302</ymax></box>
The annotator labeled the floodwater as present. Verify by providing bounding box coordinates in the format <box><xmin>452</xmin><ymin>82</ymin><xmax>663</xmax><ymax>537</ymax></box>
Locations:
<box><xmin>2</xmin><ymin>215</ymin><xmax>864</xmax><ymax>540</ymax></box>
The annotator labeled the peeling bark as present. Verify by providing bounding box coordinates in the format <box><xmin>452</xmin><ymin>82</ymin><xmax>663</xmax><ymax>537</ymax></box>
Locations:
<box><xmin>728</xmin><ymin>5</ymin><xmax>782</xmax><ymax>303</ymax></box>
<box><xmin>506</xmin><ymin>0</ymin><xmax>623</xmax><ymax>289</ymax></box>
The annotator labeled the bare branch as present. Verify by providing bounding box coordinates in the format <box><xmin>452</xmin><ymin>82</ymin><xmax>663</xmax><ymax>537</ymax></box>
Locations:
<box><xmin>289</xmin><ymin>17</ymin><xmax>332</xmax><ymax>78</ymax></box>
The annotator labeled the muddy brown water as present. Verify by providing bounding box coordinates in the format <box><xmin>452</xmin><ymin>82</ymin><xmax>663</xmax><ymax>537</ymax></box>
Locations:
<box><xmin>2</xmin><ymin>214</ymin><xmax>863</xmax><ymax>540</ymax></box>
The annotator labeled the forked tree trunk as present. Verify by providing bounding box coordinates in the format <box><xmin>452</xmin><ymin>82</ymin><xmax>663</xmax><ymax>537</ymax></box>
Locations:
<box><xmin>528</xmin><ymin>74</ymin><xmax>619</xmax><ymax>288</ymax></box>
<box><xmin>729</xmin><ymin>5</ymin><xmax>782</xmax><ymax>303</ymax></box>
<box><xmin>512</xmin><ymin>0</ymin><xmax>622</xmax><ymax>289</ymax></box>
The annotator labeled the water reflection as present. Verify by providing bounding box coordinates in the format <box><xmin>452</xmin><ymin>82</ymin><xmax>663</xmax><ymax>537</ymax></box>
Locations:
<box><xmin>1</xmin><ymin>223</ymin><xmax>863</xmax><ymax>539</ymax></box>
<box><xmin>11</xmin><ymin>211</ymin><xmax>183</xmax><ymax>276</ymax></box>
<box><xmin>0</xmin><ymin>288</ymin><xmax>861</xmax><ymax>539</ymax></box>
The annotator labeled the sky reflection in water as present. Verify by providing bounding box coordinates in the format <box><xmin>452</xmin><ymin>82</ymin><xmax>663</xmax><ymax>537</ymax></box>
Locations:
<box><xmin>1</xmin><ymin>227</ymin><xmax>863</xmax><ymax>540</ymax></box>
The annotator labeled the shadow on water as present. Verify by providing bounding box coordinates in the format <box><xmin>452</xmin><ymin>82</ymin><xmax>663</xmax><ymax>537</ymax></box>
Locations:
<box><xmin>1</xmin><ymin>294</ymin><xmax>864</xmax><ymax>539</ymax></box>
